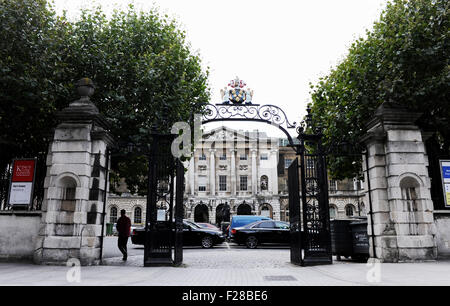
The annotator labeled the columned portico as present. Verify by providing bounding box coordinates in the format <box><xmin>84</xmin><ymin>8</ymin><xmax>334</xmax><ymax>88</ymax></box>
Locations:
<box><xmin>209</xmin><ymin>149</ymin><xmax>216</xmax><ymax>196</ymax></box>
<box><xmin>185</xmin><ymin>127</ymin><xmax>281</xmax><ymax>223</ymax></box>
<box><xmin>251</xmin><ymin>149</ymin><xmax>257</xmax><ymax>195</ymax></box>
<box><xmin>270</xmin><ymin>149</ymin><xmax>279</xmax><ymax>195</ymax></box>
<box><xmin>230</xmin><ymin>149</ymin><xmax>236</xmax><ymax>196</ymax></box>
<box><xmin>189</xmin><ymin>150</ymin><xmax>195</xmax><ymax>196</ymax></box>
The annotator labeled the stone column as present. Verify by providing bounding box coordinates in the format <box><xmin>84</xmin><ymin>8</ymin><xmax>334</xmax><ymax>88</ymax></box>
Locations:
<box><xmin>209</xmin><ymin>149</ymin><xmax>216</xmax><ymax>196</ymax></box>
<box><xmin>360</xmin><ymin>102</ymin><xmax>437</xmax><ymax>262</ymax></box>
<box><xmin>230</xmin><ymin>149</ymin><xmax>236</xmax><ymax>196</ymax></box>
<box><xmin>251</xmin><ymin>149</ymin><xmax>257</xmax><ymax>195</ymax></box>
<box><xmin>270</xmin><ymin>149</ymin><xmax>279</xmax><ymax>195</ymax></box>
<box><xmin>189</xmin><ymin>151</ymin><xmax>195</xmax><ymax>196</ymax></box>
<box><xmin>34</xmin><ymin>78</ymin><xmax>114</xmax><ymax>266</ymax></box>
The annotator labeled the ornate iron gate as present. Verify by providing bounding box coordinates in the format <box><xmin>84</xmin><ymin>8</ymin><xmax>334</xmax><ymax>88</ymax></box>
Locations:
<box><xmin>174</xmin><ymin>159</ymin><xmax>184</xmax><ymax>266</ymax></box>
<box><xmin>144</xmin><ymin>134</ymin><xmax>184</xmax><ymax>267</ymax></box>
<box><xmin>297</xmin><ymin>132</ymin><xmax>332</xmax><ymax>266</ymax></box>
<box><xmin>288</xmin><ymin>158</ymin><xmax>302</xmax><ymax>265</ymax></box>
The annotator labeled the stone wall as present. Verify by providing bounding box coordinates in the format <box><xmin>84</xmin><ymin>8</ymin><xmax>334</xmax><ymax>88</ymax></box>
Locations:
<box><xmin>0</xmin><ymin>212</ymin><xmax>41</xmax><ymax>261</ymax></box>
<box><xmin>434</xmin><ymin>212</ymin><xmax>450</xmax><ymax>258</ymax></box>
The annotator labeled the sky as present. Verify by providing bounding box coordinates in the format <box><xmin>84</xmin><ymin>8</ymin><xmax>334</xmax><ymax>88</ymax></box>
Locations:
<box><xmin>52</xmin><ymin>0</ymin><xmax>388</xmax><ymax>138</ymax></box>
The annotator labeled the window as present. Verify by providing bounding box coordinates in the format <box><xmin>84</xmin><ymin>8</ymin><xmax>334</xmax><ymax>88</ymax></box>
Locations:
<box><xmin>329</xmin><ymin>180</ymin><xmax>337</xmax><ymax>192</ymax></box>
<box><xmin>219</xmin><ymin>152</ymin><xmax>227</xmax><ymax>160</ymax></box>
<box><xmin>306</xmin><ymin>158</ymin><xmax>315</xmax><ymax>169</ymax></box>
<box><xmin>329</xmin><ymin>205</ymin><xmax>337</xmax><ymax>219</ymax></box>
<box><xmin>284</xmin><ymin>159</ymin><xmax>293</xmax><ymax>169</ymax></box>
<box><xmin>275</xmin><ymin>221</ymin><xmax>289</xmax><ymax>229</ymax></box>
<box><xmin>260</xmin><ymin>154</ymin><xmax>268</xmax><ymax>160</ymax></box>
<box><xmin>345</xmin><ymin>205</ymin><xmax>354</xmax><ymax>217</ymax></box>
<box><xmin>198</xmin><ymin>175</ymin><xmax>207</xmax><ymax>191</ymax></box>
<box><xmin>401</xmin><ymin>177</ymin><xmax>420</xmax><ymax>235</ymax></box>
<box><xmin>63</xmin><ymin>187</ymin><xmax>76</xmax><ymax>200</ymax></box>
<box><xmin>260</xmin><ymin>175</ymin><xmax>268</xmax><ymax>190</ymax></box>
<box><xmin>240</xmin><ymin>154</ymin><xmax>247</xmax><ymax>161</ymax></box>
<box><xmin>219</xmin><ymin>175</ymin><xmax>227</xmax><ymax>191</ymax></box>
<box><xmin>240</xmin><ymin>176</ymin><xmax>248</xmax><ymax>191</ymax></box>
<box><xmin>110</xmin><ymin>207</ymin><xmax>118</xmax><ymax>223</ymax></box>
<box><xmin>134</xmin><ymin>207</ymin><xmax>142</xmax><ymax>224</ymax></box>
<box><xmin>257</xmin><ymin>221</ymin><xmax>275</xmax><ymax>228</ymax></box>
<box><xmin>199</xmin><ymin>153</ymin><xmax>206</xmax><ymax>161</ymax></box>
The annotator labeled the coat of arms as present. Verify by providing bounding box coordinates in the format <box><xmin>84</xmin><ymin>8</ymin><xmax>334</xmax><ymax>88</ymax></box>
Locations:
<box><xmin>220</xmin><ymin>77</ymin><xmax>254</xmax><ymax>105</ymax></box>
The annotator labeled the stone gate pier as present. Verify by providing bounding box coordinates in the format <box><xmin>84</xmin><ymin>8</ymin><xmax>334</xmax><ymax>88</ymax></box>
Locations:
<box><xmin>33</xmin><ymin>79</ymin><xmax>113</xmax><ymax>265</ymax></box>
<box><xmin>361</xmin><ymin>102</ymin><xmax>437</xmax><ymax>262</ymax></box>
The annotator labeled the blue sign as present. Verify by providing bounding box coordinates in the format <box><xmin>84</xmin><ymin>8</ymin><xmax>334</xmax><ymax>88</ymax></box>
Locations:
<box><xmin>443</xmin><ymin>166</ymin><xmax>450</xmax><ymax>179</ymax></box>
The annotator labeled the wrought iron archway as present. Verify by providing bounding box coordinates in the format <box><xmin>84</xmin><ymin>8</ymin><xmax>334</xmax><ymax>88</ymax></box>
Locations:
<box><xmin>201</xmin><ymin>100</ymin><xmax>333</xmax><ymax>266</ymax></box>
<box><xmin>202</xmin><ymin>103</ymin><xmax>298</xmax><ymax>148</ymax></box>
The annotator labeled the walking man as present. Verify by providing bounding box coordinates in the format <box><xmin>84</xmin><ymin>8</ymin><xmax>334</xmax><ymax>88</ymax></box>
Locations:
<box><xmin>116</xmin><ymin>209</ymin><xmax>131</xmax><ymax>261</ymax></box>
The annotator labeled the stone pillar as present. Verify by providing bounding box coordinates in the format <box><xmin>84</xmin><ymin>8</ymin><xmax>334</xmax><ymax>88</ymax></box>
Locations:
<box><xmin>189</xmin><ymin>151</ymin><xmax>195</xmax><ymax>196</ymax></box>
<box><xmin>251</xmin><ymin>149</ymin><xmax>257</xmax><ymax>195</ymax></box>
<box><xmin>230</xmin><ymin>149</ymin><xmax>236</xmax><ymax>196</ymax></box>
<box><xmin>209</xmin><ymin>149</ymin><xmax>216</xmax><ymax>196</ymax></box>
<box><xmin>270</xmin><ymin>149</ymin><xmax>279</xmax><ymax>195</ymax></box>
<box><xmin>34</xmin><ymin>78</ymin><xmax>114</xmax><ymax>266</ymax></box>
<box><xmin>360</xmin><ymin>102</ymin><xmax>437</xmax><ymax>262</ymax></box>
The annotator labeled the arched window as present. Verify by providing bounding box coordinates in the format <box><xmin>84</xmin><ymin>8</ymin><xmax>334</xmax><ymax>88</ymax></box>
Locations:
<box><xmin>110</xmin><ymin>206</ymin><xmax>118</xmax><ymax>223</ymax></box>
<box><xmin>345</xmin><ymin>204</ymin><xmax>354</xmax><ymax>217</ymax></box>
<box><xmin>260</xmin><ymin>175</ymin><xmax>268</xmax><ymax>191</ymax></box>
<box><xmin>329</xmin><ymin>205</ymin><xmax>337</xmax><ymax>219</ymax></box>
<box><xmin>134</xmin><ymin>206</ymin><xmax>142</xmax><ymax>224</ymax></box>
<box><xmin>400</xmin><ymin>176</ymin><xmax>420</xmax><ymax>235</ymax></box>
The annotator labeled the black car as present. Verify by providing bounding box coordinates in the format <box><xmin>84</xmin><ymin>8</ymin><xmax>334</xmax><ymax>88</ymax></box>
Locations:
<box><xmin>232</xmin><ymin>220</ymin><xmax>290</xmax><ymax>248</ymax></box>
<box><xmin>131</xmin><ymin>220</ymin><xmax>225</xmax><ymax>248</ymax></box>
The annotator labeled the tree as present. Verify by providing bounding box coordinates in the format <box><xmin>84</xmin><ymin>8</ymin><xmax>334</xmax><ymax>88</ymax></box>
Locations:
<box><xmin>0</xmin><ymin>0</ymin><xmax>210</xmax><ymax>194</ymax></box>
<box><xmin>309</xmin><ymin>0</ymin><xmax>449</xmax><ymax>179</ymax></box>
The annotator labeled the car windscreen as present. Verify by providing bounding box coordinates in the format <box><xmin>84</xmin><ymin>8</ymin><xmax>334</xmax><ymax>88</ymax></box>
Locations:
<box><xmin>243</xmin><ymin>221</ymin><xmax>261</xmax><ymax>228</ymax></box>
<box><xmin>185</xmin><ymin>220</ymin><xmax>201</xmax><ymax>229</ymax></box>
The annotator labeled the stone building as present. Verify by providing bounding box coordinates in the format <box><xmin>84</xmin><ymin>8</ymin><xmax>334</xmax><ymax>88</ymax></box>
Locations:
<box><xmin>278</xmin><ymin>138</ymin><xmax>365</xmax><ymax>222</ymax></box>
<box><xmin>106</xmin><ymin>128</ymin><xmax>366</xmax><ymax>227</ymax></box>
<box><xmin>184</xmin><ymin>126</ymin><xmax>281</xmax><ymax>224</ymax></box>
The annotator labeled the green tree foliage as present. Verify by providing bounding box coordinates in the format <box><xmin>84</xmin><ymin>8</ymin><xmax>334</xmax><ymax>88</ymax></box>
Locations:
<box><xmin>0</xmin><ymin>0</ymin><xmax>210</xmax><ymax>194</ymax></box>
<box><xmin>309</xmin><ymin>0</ymin><xmax>449</xmax><ymax>179</ymax></box>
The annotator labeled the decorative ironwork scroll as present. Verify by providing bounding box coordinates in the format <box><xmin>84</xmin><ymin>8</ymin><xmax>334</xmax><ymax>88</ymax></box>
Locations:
<box><xmin>202</xmin><ymin>103</ymin><xmax>297</xmax><ymax>146</ymax></box>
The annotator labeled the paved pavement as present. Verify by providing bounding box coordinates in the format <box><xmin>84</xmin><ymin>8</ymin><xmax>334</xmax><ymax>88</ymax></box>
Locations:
<box><xmin>2</xmin><ymin>238</ymin><xmax>450</xmax><ymax>286</ymax></box>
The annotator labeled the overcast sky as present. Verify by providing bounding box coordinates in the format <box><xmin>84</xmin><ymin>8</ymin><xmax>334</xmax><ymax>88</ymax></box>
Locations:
<box><xmin>52</xmin><ymin>0</ymin><xmax>388</xmax><ymax>137</ymax></box>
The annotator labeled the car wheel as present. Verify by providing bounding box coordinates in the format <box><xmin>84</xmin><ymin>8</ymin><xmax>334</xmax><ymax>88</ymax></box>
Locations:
<box><xmin>201</xmin><ymin>236</ymin><xmax>214</xmax><ymax>248</ymax></box>
<box><xmin>246</xmin><ymin>236</ymin><xmax>258</xmax><ymax>249</ymax></box>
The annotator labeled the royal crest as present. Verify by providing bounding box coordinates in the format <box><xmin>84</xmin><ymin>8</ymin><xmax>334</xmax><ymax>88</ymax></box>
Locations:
<box><xmin>219</xmin><ymin>76</ymin><xmax>254</xmax><ymax>105</ymax></box>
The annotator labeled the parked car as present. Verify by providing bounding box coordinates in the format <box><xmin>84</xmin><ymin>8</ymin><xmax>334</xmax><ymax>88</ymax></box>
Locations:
<box><xmin>196</xmin><ymin>223</ymin><xmax>220</xmax><ymax>231</ymax></box>
<box><xmin>131</xmin><ymin>220</ymin><xmax>225</xmax><ymax>248</ymax></box>
<box><xmin>227</xmin><ymin>215</ymin><xmax>272</xmax><ymax>239</ymax></box>
<box><xmin>232</xmin><ymin>220</ymin><xmax>290</xmax><ymax>249</ymax></box>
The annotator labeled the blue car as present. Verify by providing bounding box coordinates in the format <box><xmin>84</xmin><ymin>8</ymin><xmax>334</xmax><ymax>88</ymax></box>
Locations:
<box><xmin>228</xmin><ymin>215</ymin><xmax>272</xmax><ymax>240</ymax></box>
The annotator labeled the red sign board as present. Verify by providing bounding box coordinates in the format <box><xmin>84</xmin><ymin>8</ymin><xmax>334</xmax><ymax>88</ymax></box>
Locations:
<box><xmin>12</xmin><ymin>160</ymin><xmax>36</xmax><ymax>182</ymax></box>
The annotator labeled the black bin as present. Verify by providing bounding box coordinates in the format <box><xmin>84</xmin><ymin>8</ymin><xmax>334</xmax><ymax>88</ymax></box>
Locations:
<box><xmin>330</xmin><ymin>219</ymin><xmax>353</xmax><ymax>259</ymax></box>
<box><xmin>349</xmin><ymin>218</ymin><xmax>370</xmax><ymax>261</ymax></box>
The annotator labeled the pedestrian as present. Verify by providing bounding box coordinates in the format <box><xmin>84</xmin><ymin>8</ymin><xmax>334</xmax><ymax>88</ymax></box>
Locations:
<box><xmin>116</xmin><ymin>209</ymin><xmax>131</xmax><ymax>261</ymax></box>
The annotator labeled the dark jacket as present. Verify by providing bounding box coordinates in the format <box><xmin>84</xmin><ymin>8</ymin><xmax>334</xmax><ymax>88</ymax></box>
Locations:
<box><xmin>116</xmin><ymin>216</ymin><xmax>131</xmax><ymax>237</ymax></box>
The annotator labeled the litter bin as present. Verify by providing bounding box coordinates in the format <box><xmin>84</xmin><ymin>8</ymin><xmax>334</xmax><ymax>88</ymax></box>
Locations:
<box><xmin>330</xmin><ymin>219</ymin><xmax>353</xmax><ymax>260</ymax></box>
<box><xmin>106</xmin><ymin>223</ymin><xmax>113</xmax><ymax>236</ymax></box>
<box><xmin>349</xmin><ymin>218</ymin><xmax>370</xmax><ymax>262</ymax></box>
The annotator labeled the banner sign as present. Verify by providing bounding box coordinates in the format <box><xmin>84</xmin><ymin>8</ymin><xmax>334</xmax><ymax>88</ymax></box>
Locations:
<box><xmin>8</xmin><ymin>159</ymin><xmax>36</xmax><ymax>206</ymax></box>
<box><xmin>440</xmin><ymin>160</ymin><xmax>450</xmax><ymax>207</ymax></box>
